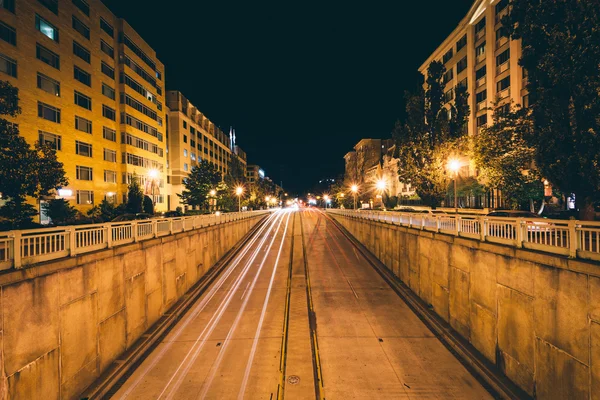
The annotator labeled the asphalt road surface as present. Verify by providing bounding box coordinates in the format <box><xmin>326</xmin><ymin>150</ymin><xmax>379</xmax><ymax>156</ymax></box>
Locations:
<box><xmin>112</xmin><ymin>208</ymin><xmax>492</xmax><ymax>399</ymax></box>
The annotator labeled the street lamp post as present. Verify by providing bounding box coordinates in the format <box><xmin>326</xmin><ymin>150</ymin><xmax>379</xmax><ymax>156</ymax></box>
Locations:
<box><xmin>210</xmin><ymin>189</ymin><xmax>216</xmax><ymax>213</ymax></box>
<box><xmin>376</xmin><ymin>179</ymin><xmax>387</xmax><ymax>209</ymax></box>
<box><xmin>235</xmin><ymin>186</ymin><xmax>244</xmax><ymax>212</ymax></box>
<box><xmin>448</xmin><ymin>159</ymin><xmax>461</xmax><ymax>213</ymax></box>
<box><xmin>323</xmin><ymin>195</ymin><xmax>330</xmax><ymax>210</ymax></box>
<box><xmin>351</xmin><ymin>184</ymin><xmax>358</xmax><ymax>210</ymax></box>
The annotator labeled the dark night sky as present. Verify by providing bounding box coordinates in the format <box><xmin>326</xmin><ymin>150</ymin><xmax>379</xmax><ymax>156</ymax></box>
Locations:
<box><xmin>102</xmin><ymin>1</ymin><xmax>473</xmax><ymax>194</ymax></box>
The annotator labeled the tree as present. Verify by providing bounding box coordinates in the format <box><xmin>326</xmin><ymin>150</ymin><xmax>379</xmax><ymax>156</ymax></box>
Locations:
<box><xmin>125</xmin><ymin>175</ymin><xmax>144</xmax><ymax>214</ymax></box>
<box><xmin>87</xmin><ymin>199</ymin><xmax>118</xmax><ymax>222</ymax></box>
<box><xmin>394</xmin><ymin>63</ymin><xmax>470</xmax><ymax>207</ymax></box>
<box><xmin>143</xmin><ymin>195</ymin><xmax>154</xmax><ymax>215</ymax></box>
<box><xmin>0</xmin><ymin>81</ymin><xmax>68</xmax><ymax>228</ymax></box>
<box><xmin>178</xmin><ymin>160</ymin><xmax>221</xmax><ymax>209</ymax></box>
<box><xmin>43</xmin><ymin>198</ymin><xmax>77</xmax><ymax>226</ymax></box>
<box><xmin>472</xmin><ymin>103</ymin><xmax>545</xmax><ymax>210</ymax></box>
<box><xmin>505</xmin><ymin>0</ymin><xmax>600</xmax><ymax>219</ymax></box>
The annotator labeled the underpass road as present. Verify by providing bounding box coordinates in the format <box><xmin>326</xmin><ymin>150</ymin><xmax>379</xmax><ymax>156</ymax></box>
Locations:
<box><xmin>112</xmin><ymin>209</ymin><xmax>493</xmax><ymax>399</ymax></box>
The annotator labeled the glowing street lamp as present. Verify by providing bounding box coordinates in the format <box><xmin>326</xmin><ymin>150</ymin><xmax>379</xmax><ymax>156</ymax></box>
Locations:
<box><xmin>235</xmin><ymin>186</ymin><xmax>244</xmax><ymax>212</ymax></box>
<box><xmin>376</xmin><ymin>179</ymin><xmax>387</xmax><ymax>191</ymax></box>
<box><xmin>448</xmin><ymin>158</ymin><xmax>461</xmax><ymax>212</ymax></box>
<box><xmin>323</xmin><ymin>194</ymin><xmax>330</xmax><ymax>210</ymax></box>
<box><xmin>351</xmin><ymin>184</ymin><xmax>359</xmax><ymax>210</ymax></box>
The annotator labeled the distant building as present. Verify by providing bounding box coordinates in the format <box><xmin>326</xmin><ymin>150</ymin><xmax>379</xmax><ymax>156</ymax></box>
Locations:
<box><xmin>166</xmin><ymin>91</ymin><xmax>232</xmax><ymax>210</ymax></box>
<box><xmin>246</xmin><ymin>164</ymin><xmax>264</xmax><ymax>183</ymax></box>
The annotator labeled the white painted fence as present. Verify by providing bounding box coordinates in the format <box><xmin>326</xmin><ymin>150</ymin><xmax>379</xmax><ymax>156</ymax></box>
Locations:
<box><xmin>0</xmin><ymin>211</ymin><xmax>270</xmax><ymax>270</ymax></box>
<box><xmin>327</xmin><ymin>209</ymin><xmax>600</xmax><ymax>262</ymax></box>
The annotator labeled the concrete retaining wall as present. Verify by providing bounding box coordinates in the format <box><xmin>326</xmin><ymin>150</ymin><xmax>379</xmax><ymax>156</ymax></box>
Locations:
<box><xmin>331</xmin><ymin>213</ymin><xmax>600</xmax><ymax>400</ymax></box>
<box><xmin>0</xmin><ymin>215</ymin><xmax>263</xmax><ymax>400</ymax></box>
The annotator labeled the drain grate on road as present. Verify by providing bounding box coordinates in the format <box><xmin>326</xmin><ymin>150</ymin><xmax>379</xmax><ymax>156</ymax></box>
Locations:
<box><xmin>287</xmin><ymin>375</ymin><xmax>300</xmax><ymax>385</ymax></box>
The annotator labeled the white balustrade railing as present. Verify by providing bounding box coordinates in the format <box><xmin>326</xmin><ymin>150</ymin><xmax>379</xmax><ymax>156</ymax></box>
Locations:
<box><xmin>0</xmin><ymin>210</ymin><xmax>270</xmax><ymax>269</ymax></box>
<box><xmin>327</xmin><ymin>209</ymin><xmax>600</xmax><ymax>262</ymax></box>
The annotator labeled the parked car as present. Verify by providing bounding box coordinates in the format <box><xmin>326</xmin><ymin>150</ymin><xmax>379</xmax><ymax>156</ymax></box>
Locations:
<box><xmin>162</xmin><ymin>210</ymin><xmax>184</xmax><ymax>218</ymax></box>
<box><xmin>111</xmin><ymin>213</ymin><xmax>152</xmax><ymax>222</ymax></box>
<box><xmin>486</xmin><ymin>210</ymin><xmax>551</xmax><ymax>234</ymax></box>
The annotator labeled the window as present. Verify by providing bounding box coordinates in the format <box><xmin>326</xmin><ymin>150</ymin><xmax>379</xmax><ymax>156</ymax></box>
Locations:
<box><xmin>36</xmin><ymin>44</ymin><xmax>60</xmax><ymax>69</ymax></box>
<box><xmin>73</xmin><ymin>41</ymin><xmax>90</xmax><ymax>63</ymax></box>
<box><xmin>75</xmin><ymin>140</ymin><xmax>92</xmax><ymax>157</ymax></box>
<box><xmin>103</xmin><ymin>148</ymin><xmax>116</xmax><ymax>162</ymax></box>
<box><xmin>72</xmin><ymin>16</ymin><xmax>89</xmax><ymax>40</ymax></box>
<box><xmin>496</xmin><ymin>27</ymin><xmax>508</xmax><ymax>41</ymax></box>
<box><xmin>121</xmin><ymin>55</ymin><xmax>158</xmax><ymax>89</ymax></box>
<box><xmin>496</xmin><ymin>0</ymin><xmax>509</xmax><ymax>14</ymax></box>
<box><xmin>184</xmin><ymin>163</ymin><xmax>188</xmax><ymax>172</ymax></box>
<box><xmin>38</xmin><ymin>0</ymin><xmax>58</xmax><ymax>15</ymax></box>
<box><xmin>77</xmin><ymin>190</ymin><xmax>94</xmax><ymax>204</ymax></box>
<box><xmin>443</xmin><ymin>69</ymin><xmax>453</xmax><ymax>84</ymax></box>
<box><xmin>183</xmin><ymin>149</ymin><xmax>188</xmax><ymax>157</ymax></box>
<box><xmin>74</xmin><ymin>91</ymin><xmax>91</xmax><ymax>110</ymax></box>
<box><xmin>475</xmin><ymin>17</ymin><xmax>486</xmax><ymax>34</ymax></box>
<box><xmin>120</xmin><ymin>34</ymin><xmax>156</xmax><ymax>70</ymax></box>
<box><xmin>458</xmin><ymin>78</ymin><xmax>467</xmax><ymax>90</ymax></box>
<box><xmin>456</xmin><ymin>57</ymin><xmax>467</xmax><ymax>73</ymax></box>
<box><xmin>183</xmin><ymin>135</ymin><xmax>188</xmax><ymax>143</ymax></box>
<box><xmin>442</xmin><ymin>49</ymin><xmax>453</xmax><ymax>64</ymax></box>
<box><xmin>38</xmin><ymin>102</ymin><xmax>60</xmax><ymax>122</ymax></box>
<box><xmin>190</xmin><ymin>126</ymin><xmax>196</xmax><ymax>135</ymax></box>
<box><xmin>119</xmin><ymin>73</ymin><xmax>158</xmax><ymax>105</ymax></box>
<box><xmin>190</xmin><ymin>139</ymin><xmax>196</xmax><ymax>147</ymax></box>
<box><xmin>476</xmin><ymin>42</ymin><xmax>486</xmax><ymax>58</ymax></box>
<box><xmin>477</xmin><ymin>114</ymin><xmax>488</xmax><ymax>127</ymax></box>
<box><xmin>72</xmin><ymin>0</ymin><xmax>90</xmax><ymax>16</ymax></box>
<box><xmin>121</xmin><ymin>113</ymin><xmax>162</xmax><ymax>140</ymax></box>
<box><xmin>37</xmin><ymin>73</ymin><xmax>60</xmax><ymax>96</ymax></box>
<box><xmin>100</xmin><ymin>40</ymin><xmax>114</xmax><ymax>58</ymax></box>
<box><xmin>121</xmin><ymin>132</ymin><xmax>164</xmax><ymax>156</ymax></box>
<box><xmin>0</xmin><ymin>53</ymin><xmax>16</xmax><ymax>77</ymax></box>
<box><xmin>496</xmin><ymin>48</ymin><xmax>510</xmax><ymax>66</ymax></box>
<box><xmin>191</xmin><ymin>152</ymin><xmax>196</xmax><ymax>161</ymax></box>
<box><xmin>183</xmin><ymin>121</ymin><xmax>188</xmax><ymax>129</ymax></box>
<box><xmin>476</xmin><ymin>90</ymin><xmax>487</xmax><ymax>103</ymax></box>
<box><xmin>2</xmin><ymin>0</ymin><xmax>15</xmax><ymax>13</ymax></box>
<box><xmin>476</xmin><ymin>65</ymin><xmax>487</xmax><ymax>80</ymax></box>
<box><xmin>497</xmin><ymin>103</ymin><xmax>510</xmax><ymax>115</ymax></box>
<box><xmin>120</xmin><ymin>93</ymin><xmax>158</xmax><ymax>121</ymax></box>
<box><xmin>36</xmin><ymin>15</ymin><xmax>58</xmax><ymax>42</ymax></box>
<box><xmin>103</xmin><ymin>126</ymin><xmax>116</xmax><ymax>141</ymax></box>
<box><xmin>104</xmin><ymin>170</ymin><xmax>117</xmax><ymax>183</ymax></box>
<box><xmin>75</xmin><ymin>115</ymin><xmax>92</xmax><ymax>133</ymax></box>
<box><xmin>0</xmin><ymin>21</ymin><xmax>16</xmax><ymax>45</ymax></box>
<box><xmin>38</xmin><ymin>131</ymin><xmax>61</xmax><ymax>150</ymax></box>
<box><xmin>100</xmin><ymin>18</ymin><xmax>114</xmax><ymax>37</ymax></box>
<box><xmin>456</xmin><ymin>35</ymin><xmax>467</xmax><ymax>51</ymax></box>
<box><xmin>102</xmin><ymin>105</ymin><xmax>116</xmax><ymax>120</ymax></box>
<box><xmin>73</xmin><ymin>66</ymin><xmax>91</xmax><ymax>86</ymax></box>
<box><xmin>102</xmin><ymin>83</ymin><xmax>115</xmax><ymax>100</ymax></box>
<box><xmin>101</xmin><ymin>61</ymin><xmax>114</xmax><ymax>79</ymax></box>
<box><xmin>444</xmin><ymin>89</ymin><xmax>454</xmax><ymax>103</ymax></box>
<box><xmin>522</xmin><ymin>94</ymin><xmax>530</xmax><ymax>108</ymax></box>
<box><xmin>497</xmin><ymin>76</ymin><xmax>510</xmax><ymax>92</ymax></box>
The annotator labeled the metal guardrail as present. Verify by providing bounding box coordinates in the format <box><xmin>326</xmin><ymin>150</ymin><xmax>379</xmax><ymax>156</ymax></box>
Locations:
<box><xmin>327</xmin><ymin>209</ymin><xmax>600</xmax><ymax>262</ymax></box>
<box><xmin>0</xmin><ymin>211</ymin><xmax>270</xmax><ymax>270</ymax></box>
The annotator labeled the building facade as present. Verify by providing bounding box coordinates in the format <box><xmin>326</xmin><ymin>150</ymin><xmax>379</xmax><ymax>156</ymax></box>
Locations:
<box><xmin>246</xmin><ymin>164</ymin><xmax>263</xmax><ymax>183</ymax></box>
<box><xmin>0</xmin><ymin>0</ymin><xmax>168</xmax><ymax>214</ymax></box>
<box><xmin>165</xmin><ymin>90</ymin><xmax>234</xmax><ymax>211</ymax></box>
<box><xmin>419</xmin><ymin>0</ymin><xmax>517</xmax><ymax>208</ymax></box>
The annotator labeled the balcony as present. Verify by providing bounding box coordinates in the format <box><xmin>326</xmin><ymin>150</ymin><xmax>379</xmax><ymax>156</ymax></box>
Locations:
<box><xmin>495</xmin><ymin>8</ymin><xmax>509</xmax><ymax>25</ymax></box>
<box><xmin>475</xmin><ymin>29</ymin><xmax>486</xmax><ymax>42</ymax></box>
<box><xmin>497</xmin><ymin>88</ymin><xmax>511</xmax><ymax>100</ymax></box>
<box><xmin>476</xmin><ymin>53</ymin><xmax>486</xmax><ymax>65</ymax></box>
<box><xmin>476</xmin><ymin>100</ymin><xmax>488</xmax><ymax>112</ymax></box>
<box><xmin>497</xmin><ymin>61</ymin><xmax>509</xmax><ymax>75</ymax></box>
<box><xmin>476</xmin><ymin>76</ymin><xmax>487</xmax><ymax>88</ymax></box>
<box><xmin>496</xmin><ymin>36</ymin><xmax>509</xmax><ymax>49</ymax></box>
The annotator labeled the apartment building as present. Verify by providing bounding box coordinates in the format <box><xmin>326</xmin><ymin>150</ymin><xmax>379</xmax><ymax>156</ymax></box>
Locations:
<box><xmin>165</xmin><ymin>90</ymin><xmax>233</xmax><ymax>211</ymax></box>
<box><xmin>419</xmin><ymin>0</ymin><xmax>518</xmax><ymax>207</ymax></box>
<box><xmin>246</xmin><ymin>164</ymin><xmax>264</xmax><ymax>183</ymax></box>
<box><xmin>420</xmin><ymin>0</ymin><xmax>523</xmax><ymax>138</ymax></box>
<box><xmin>0</xmin><ymin>0</ymin><xmax>167</xmax><ymax>214</ymax></box>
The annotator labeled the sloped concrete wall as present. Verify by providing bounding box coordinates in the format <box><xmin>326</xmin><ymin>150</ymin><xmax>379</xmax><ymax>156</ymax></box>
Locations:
<box><xmin>0</xmin><ymin>215</ymin><xmax>263</xmax><ymax>400</ymax></box>
<box><xmin>331</xmin><ymin>214</ymin><xmax>600</xmax><ymax>400</ymax></box>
